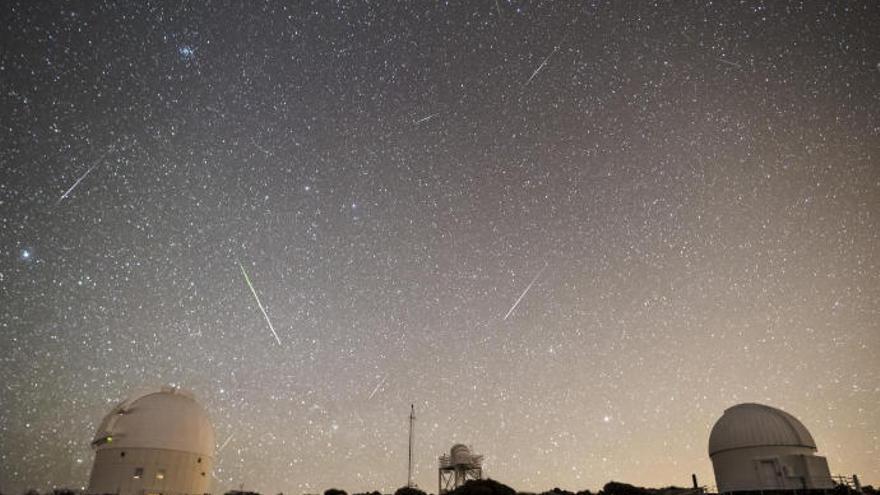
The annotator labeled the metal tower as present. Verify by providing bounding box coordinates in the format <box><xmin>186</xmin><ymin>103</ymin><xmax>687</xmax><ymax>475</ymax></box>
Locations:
<box><xmin>407</xmin><ymin>404</ymin><xmax>416</xmax><ymax>488</ymax></box>
<box><xmin>438</xmin><ymin>444</ymin><xmax>482</xmax><ymax>494</ymax></box>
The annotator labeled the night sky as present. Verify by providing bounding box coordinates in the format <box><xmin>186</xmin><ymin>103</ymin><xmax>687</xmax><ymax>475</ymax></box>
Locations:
<box><xmin>1</xmin><ymin>2</ymin><xmax>878</xmax><ymax>494</ymax></box>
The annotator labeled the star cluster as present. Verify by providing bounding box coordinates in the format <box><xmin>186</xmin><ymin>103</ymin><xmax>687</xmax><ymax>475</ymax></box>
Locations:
<box><xmin>1</xmin><ymin>2</ymin><xmax>878</xmax><ymax>495</ymax></box>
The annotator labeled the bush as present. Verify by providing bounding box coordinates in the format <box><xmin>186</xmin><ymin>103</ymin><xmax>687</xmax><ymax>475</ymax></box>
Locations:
<box><xmin>449</xmin><ymin>479</ymin><xmax>516</xmax><ymax>495</ymax></box>
<box><xmin>396</xmin><ymin>487</ymin><xmax>428</xmax><ymax>495</ymax></box>
<box><xmin>600</xmin><ymin>482</ymin><xmax>649</xmax><ymax>495</ymax></box>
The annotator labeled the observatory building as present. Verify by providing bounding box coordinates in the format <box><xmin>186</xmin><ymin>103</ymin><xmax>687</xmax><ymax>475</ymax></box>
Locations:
<box><xmin>86</xmin><ymin>386</ymin><xmax>215</xmax><ymax>495</ymax></box>
<box><xmin>438</xmin><ymin>444</ymin><xmax>483</xmax><ymax>494</ymax></box>
<box><xmin>709</xmin><ymin>403</ymin><xmax>834</xmax><ymax>494</ymax></box>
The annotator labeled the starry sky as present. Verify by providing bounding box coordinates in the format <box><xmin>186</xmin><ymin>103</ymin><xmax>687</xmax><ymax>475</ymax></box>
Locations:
<box><xmin>1</xmin><ymin>1</ymin><xmax>878</xmax><ymax>494</ymax></box>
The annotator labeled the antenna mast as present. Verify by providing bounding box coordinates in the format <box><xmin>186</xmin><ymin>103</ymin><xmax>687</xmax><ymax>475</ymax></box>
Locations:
<box><xmin>408</xmin><ymin>404</ymin><xmax>416</xmax><ymax>488</ymax></box>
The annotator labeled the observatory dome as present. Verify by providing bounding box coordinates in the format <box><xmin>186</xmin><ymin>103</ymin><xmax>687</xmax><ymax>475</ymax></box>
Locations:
<box><xmin>439</xmin><ymin>444</ymin><xmax>483</xmax><ymax>494</ymax></box>
<box><xmin>92</xmin><ymin>386</ymin><xmax>214</xmax><ymax>456</ymax></box>
<box><xmin>708</xmin><ymin>403</ymin><xmax>833</xmax><ymax>493</ymax></box>
<box><xmin>709</xmin><ymin>403</ymin><xmax>816</xmax><ymax>456</ymax></box>
<box><xmin>450</xmin><ymin>444</ymin><xmax>472</xmax><ymax>464</ymax></box>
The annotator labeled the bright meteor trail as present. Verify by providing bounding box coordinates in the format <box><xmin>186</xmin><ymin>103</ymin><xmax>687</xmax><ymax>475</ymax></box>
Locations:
<box><xmin>56</xmin><ymin>164</ymin><xmax>97</xmax><ymax>204</ymax></box>
<box><xmin>503</xmin><ymin>264</ymin><xmax>548</xmax><ymax>320</ymax></box>
<box><xmin>238</xmin><ymin>262</ymin><xmax>283</xmax><ymax>346</ymax></box>
<box><xmin>525</xmin><ymin>46</ymin><xmax>559</xmax><ymax>85</ymax></box>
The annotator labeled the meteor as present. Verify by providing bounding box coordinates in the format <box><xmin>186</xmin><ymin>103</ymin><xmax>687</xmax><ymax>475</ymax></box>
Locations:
<box><xmin>238</xmin><ymin>262</ymin><xmax>283</xmax><ymax>346</ymax></box>
<box><xmin>525</xmin><ymin>46</ymin><xmax>559</xmax><ymax>85</ymax></box>
<box><xmin>715</xmin><ymin>57</ymin><xmax>742</xmax><ymax>69</ymax></box>
<box><xmin>57</xmin><ymin>164</ymin><xmax>98</xmax><ymax>204</ymax></box>
<box><xmin>503</xmin><ymin>264</ymin><xmax>548</xmax><ymax>320</ymax></box>
<box><xmin>368</xmin><ymin>375</ymin><xmax>387</xmax><ymax>400</ymax></box>
<box><xmin>414</xmin><ymin>113</ymin><xmax>438</xmax><ymax>125</ymax></box>
<box><xmin>218</xmin><ymin>434</ymin><xmax>234</xmax><ymax>452</ymax></box>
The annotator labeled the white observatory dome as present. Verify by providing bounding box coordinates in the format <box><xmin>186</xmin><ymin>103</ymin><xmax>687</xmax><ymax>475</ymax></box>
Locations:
<box><xmin>708</xmin><ymin>403</ymin><xmax>833</xmax><ymax>493</ymax></box>
<box><xmin>92</xmin><ymin>386</ymin><xmax>214</xmax><ymax>456</ymax></box>
<box><xmin>709</xmin><ymin>403</ymin><xmax>816</xmax><ymax>456</ymax></box>
<box><xmin>87</xmin><ymin>386</ymin><xmax>215</xmax><ymax>495</ymax></box>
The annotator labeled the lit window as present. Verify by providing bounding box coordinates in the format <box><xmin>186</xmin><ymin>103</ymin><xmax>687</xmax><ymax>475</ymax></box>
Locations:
<box><xmin>156</xmin><ymin>470</ymin><xmax>165</xmax><ymax>480</ymax></box>
<box><xmin>133</xmin><ymin>468</ymin><xmax>143</xmax><ymax>479</ymax></box>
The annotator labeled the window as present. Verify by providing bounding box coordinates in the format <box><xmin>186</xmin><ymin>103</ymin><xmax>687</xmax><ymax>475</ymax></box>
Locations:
<box><xmin>197</xmin><ymin>457</ymin><xmax>202</xmax><ymax>463</ymax></box>
<box><xmin>133</xmin><ymin>468</ymin><xmax>143</xmax><ymax>479</ymax></box>
<box><xmin>156</xmin><ymin>470</ymin><xmax>165</xmax><ymax>480</ymax></box>
<box><xmin>120</xmin><ymin>451</ymin><xmax>126</xmax><ymax>457</ymax></box>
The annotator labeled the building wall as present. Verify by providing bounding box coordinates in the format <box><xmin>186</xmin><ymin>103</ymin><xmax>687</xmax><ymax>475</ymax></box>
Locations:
<box><xmin>711</xmin><ymin>445</ymin><xmax>832</xmax><ymax>493</ymax></box>
<box><xmin>799</xmin><ymin>455</ymin><xmax>834</xmax><ymax>489</ymax></box>
<box><xmin>87</xmin><ymin>447</ymin><xmax>213</xmax><ymax>495</ymax></box>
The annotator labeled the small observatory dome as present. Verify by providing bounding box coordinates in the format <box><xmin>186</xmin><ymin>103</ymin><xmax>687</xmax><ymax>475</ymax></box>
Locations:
<box><xmin>709</xmin><ymin>403</ymin><xmax>833</xmax><ymax>494</ymax></box>
<box><xmin>439</xmin><ymin>444</ymin><xmax>484</xmax><ymax>494</ymax></box>
<box><xmin>86</xmin><ymin>386</ymin><xmax>215</xmax><ymax>495</ymax></box>
<box><xmin>450</xmin><ymin>444</ymin><xmax>473</xmax><ymax>466</ymax></box>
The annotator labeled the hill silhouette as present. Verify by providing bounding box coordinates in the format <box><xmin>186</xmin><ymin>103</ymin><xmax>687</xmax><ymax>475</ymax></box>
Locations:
<box><xmin>449</xmin><ymin>479</ymin><xmax>517</xmax><ymax>495</ymax></box>
<box><xmin>395</xmin><ymin>487</ymin><xmax>428</xmax><ymax>495</ymax></box>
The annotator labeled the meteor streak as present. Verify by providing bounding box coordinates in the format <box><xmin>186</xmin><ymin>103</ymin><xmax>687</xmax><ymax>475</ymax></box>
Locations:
<box><xmin>57</xmin><ymin>164</ymin><xmax>98</xmax><ymax>204</ymax></box>
<box><xmin>525</xmin><ymin>46</ymin><xmax>559</xmax><ymax>85</ymax></box>
<box><xmin>368</xmin><ymin>375</ymin><xmax>387</xmax><ymax>400</ymax></box>
<box><xmin>218</xmin><ymin>434</ymin><xmax>234</xmax><ymax>452</ymax></box>
<box><xmin>715</xmin><ymin>57</ymin><xmax>742</xmax><ymax>69</ymax></box>
<box><xmin>239</xmin><ymin>262</ymin><xmax>283</xmax><ymax>346</ymax></box>
<box><xmin>503</xmin><ymin>264</ymin><xmax>548</xmax><ymax>320</ymax></box>
<box><xmin>414</xmin><ymin>113</ymin><xmax>438</xmax><ymax>125</ymax></box>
